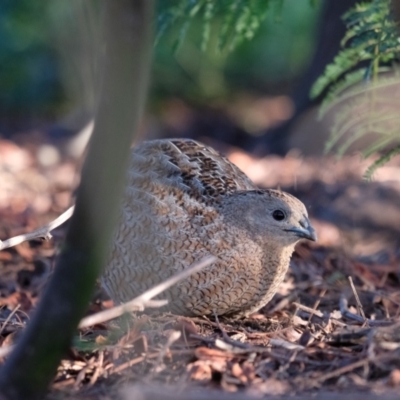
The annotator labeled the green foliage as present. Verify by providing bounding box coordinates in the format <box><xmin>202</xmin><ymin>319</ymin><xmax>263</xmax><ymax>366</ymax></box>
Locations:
<box><xmin>153</xmin><ymin>0</ymin><xmax>319</xmax><ymax>103</ymax></box>
<box><xmin>156</xmin><ymin>0</ymin><xmax>284</xmax><ymax>52</ymax></box>
<box><xmin>311</xmin><ymin>0</ymin><xmax>400</xmax><ymax>179</ymax></box>
<box><xmin>311</xmin><ymin>0</ymin><xmax>400</xmax><ymax>110</ymax></box>
<box><xmin>364</xmin><ymin>143</ymin><xmax>400</xmax><ymax>179</ymax></box>
<box><xmin>0</xmin><ymin>1</ymin><xmax>62</xmax><ymax>114</ymax></box>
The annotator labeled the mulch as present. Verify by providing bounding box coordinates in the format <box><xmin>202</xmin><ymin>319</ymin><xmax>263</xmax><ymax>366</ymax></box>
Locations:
<box><xmin>1</xmin><ymin>138</ymin><xmax>400</xmax><ymax>399</ymax></box>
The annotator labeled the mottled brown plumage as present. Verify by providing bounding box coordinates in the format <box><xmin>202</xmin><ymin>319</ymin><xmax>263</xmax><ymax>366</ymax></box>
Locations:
<box><xmin>101</xmin><ymin>139</ymin><xmax>316</xmax><ymax>316</ymax></box>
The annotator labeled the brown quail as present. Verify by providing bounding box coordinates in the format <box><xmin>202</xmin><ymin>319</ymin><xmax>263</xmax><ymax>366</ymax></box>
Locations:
<box><xmin>102</xmin><ymin>139</ymin><xmax>316</xmax><ymax>317</ymax></box>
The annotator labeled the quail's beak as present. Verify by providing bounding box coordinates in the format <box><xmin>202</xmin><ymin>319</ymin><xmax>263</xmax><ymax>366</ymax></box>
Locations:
<box><xmin>285</xmin><ymin>219</ymin><xmax>317</xmax><ymax>242</ymax></box>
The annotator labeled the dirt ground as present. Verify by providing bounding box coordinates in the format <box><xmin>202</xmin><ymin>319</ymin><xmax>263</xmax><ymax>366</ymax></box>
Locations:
<box><xmin>1</xmin><ymin>136</ymin><xmax>400</xmax><ymax>399</ymax></box>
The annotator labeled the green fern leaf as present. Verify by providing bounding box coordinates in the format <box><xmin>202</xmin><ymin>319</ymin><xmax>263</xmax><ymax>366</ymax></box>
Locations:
<box><xmin>362</xmin><ymin>133</ymin><xmax>400</xmax><ymax>158</ymax></box>
<box><xmin>364</xmin><ymin>144</ymin><xmax>400</xmax><ymax>180</ymax></box>
<box><xmin>310</xmin><ymin>47</ymin><xmax>370</xmax><ymax>99</ymax></box>
<box><xmin>318</xmin><ymin>68</ymin><xmax>367</xmax><ymax>117</ymax></box>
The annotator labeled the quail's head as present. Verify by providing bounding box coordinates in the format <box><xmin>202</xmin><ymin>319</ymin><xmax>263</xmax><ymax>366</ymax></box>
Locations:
<box><xmin>220</xmin><ymin>189</ymin><xmax>317</xmax><ymax>247</ymax></box>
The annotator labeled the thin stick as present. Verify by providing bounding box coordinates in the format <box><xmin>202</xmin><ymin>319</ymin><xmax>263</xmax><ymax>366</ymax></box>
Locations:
<box><xmin>150</xmin><ymin>330</ymin><xmax>181</xmax><ymax>375</ymax></box>
<box><xmin>213</xmin><ymin>312</ymin><xmax>249</xmax><ymax>350</ymax></box>
<box><xmin>314</xmin><ymin>358</ymin><xmax>369</xmax><ymax>384</ymax></box>
<box><xmin>0</xmin><ymin>206</ymin><xmax>75</xmax><ymax>251</ymax></box>
<box><xmin>307</xmin><ymin>289</ymin><xmax>327</xmax><ymax>325</ymax></box>
<box><xmin>0</xmin><ymin>256</ymin><xmax>217</xmax><ymax>360</ymax></box>
<box><xmin>339</xmin><ymin>294</ymin><xmax>365</xmax><ymax>324</ymax></box>
<box><xmin>293</xmin><ymin>301</ymin><xmax>347</xmax><ymax>327</ymax></box>
<box><xmin>339</xmin><ymin>295</ymin><xmax>391</xmax><ymax>326</ymax></box>
<box><xmin>348</xmin><ymin>276</ymin><xmax>367</xmax><ymax>321</ymax></box>
<box><xmin>0</xmin><ymin>305</ymin><xmax>21</xmax><ymax>336</ymax></box>
<box><xmin>293</xmin><ymin>302</ymin><xmax>324</xmax><ymax>319</ymax></box>
<box><xmin>110</xmin><ymin>355</ymin><xmax>145</xmax><ymax>375</ymax></box>
<box><xmin>79</xmin><ymin>255</ymin><xmax>217</xmax><ymax>328</ymax></box>
<box><xmin>89</xmin><ymin>351</ymin><xmax>104</xmax><ymax>386</ymax></box>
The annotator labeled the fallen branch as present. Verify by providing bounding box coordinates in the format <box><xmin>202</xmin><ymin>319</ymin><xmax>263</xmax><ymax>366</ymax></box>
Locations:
<box><xmin>0</xmin><ymin>206</ymin><xmax>74</xmax><ymax>251</ymax></box>
<box><xmin>0</xmin><ymin>255</ymin><xmax>217</xmax><ymax>360</ymax></box>
<box><xmin>79</xmin><ymin>255</ymin><xmax>216</xmax><ymax>328</ymax></box>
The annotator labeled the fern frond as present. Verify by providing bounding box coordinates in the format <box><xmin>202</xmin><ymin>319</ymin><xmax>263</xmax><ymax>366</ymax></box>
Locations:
<box><xmin>324</xmin><ymin>101</ymin><xmax>372</xmax><ymax>153</ymax></box>
<box><xmin>319</xmin><ymin>73</ymin><xmax>400</xmax><ymax>120</ymax></box>
<box><xmin>201</xmin><ymin>0</ymin><xmax>216</xmax><ymax>51</ymax></box>
<box><xmin>334</xmin><ymin>111</ymin><xmax>399</xmax><ymax>157</ymax></box>
<box><xmin>362</xmin><ymin>131</ymin><xmax>400</xmax><ymax>158</ymax></box>
<box><xmin>156</xmin><ymin>0</ymin><xmax>285</xmax><ymax>52</ymax></box>
<box><xmin>364</xmin><ymin>143</ymin><xmax>400</xmax><ymax>180</ymax></box>
<box><xmin>219</xmin><ymin>0</ymin><xmax>242</xmax><ymax>50</ymax></box>
<box><xmin>324</xmin><ymin>75</ymin><xmax>400</xmax><ymax>156</ymax></box>
<box><xmin>313</xmin><ymin>0</ymin><xmax>400</xmax><ymax>175</ymax></box>
<box><xmin>318</xmin><ymin>68</ymin><xmax>366</xmax><ymax>117</ymax></box>
<box><xmin>310</xmin><ymin>48</ymin><xmax>370</xmax><ymax>99</ymax></box>
<box><xmin>311</xmin><ymin>0</ymin><xmax>400</xmax><ymax>100</ymax></box>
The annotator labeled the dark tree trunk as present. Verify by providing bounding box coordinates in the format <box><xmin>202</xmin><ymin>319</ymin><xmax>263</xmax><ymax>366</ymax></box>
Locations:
<box><xmin>0</xmin><ymin>1</ymin><xmax>153</xmax><ymax>399</ymax></box>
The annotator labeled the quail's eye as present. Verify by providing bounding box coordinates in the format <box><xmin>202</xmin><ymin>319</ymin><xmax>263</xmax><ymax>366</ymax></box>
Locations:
<box><xmin>272</xmin><ymin>209</ymin><xmax>286</xmax><ymax>221</ymax></box>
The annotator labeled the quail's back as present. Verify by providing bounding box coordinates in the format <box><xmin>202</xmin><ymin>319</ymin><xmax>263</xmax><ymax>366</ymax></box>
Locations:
<box><xmin>102</xmin><ymin>139</ymin><xmax>316</xmax><ymax>316</ymax></box>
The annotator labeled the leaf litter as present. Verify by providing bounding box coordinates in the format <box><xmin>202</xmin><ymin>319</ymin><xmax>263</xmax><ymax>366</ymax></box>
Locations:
<box><xmin>1</xmin><ymin>138</ymin><xmax>400</xmax><ymax>398</ymax></box>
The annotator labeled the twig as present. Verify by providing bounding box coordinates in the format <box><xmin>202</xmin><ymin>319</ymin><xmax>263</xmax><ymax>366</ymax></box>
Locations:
<box><xmin>348</xmin><ymin>276</ymin><xmax>367</xmax><ymax>321</ymax></box>
<box><xmin>89</xmin><ymin>350</ymin><xmax>104</xmax><ymax>386</ymax></box>
<box><xmin>0</xmin><ymin>206</ymin><xmax>74</xmax><ymax>251</ymax></box>
<box><xmin>73</xmin><ymin>357</ymin><xmax>96</xmax><ymax>390</ymax></box>
<box><xmin>110</xmin><ymin>355</ymin><xmax>145</xmax><ymax>375</ymax></box>
<box><xmin>0</xmin><ymin>257</ymin><xmax>217</xmax><ymax>360</ymax></box>
<box><xmin>301</xmin><ymin>353</ymin><xmax>400</xmax><ymax>389</ymax></box>
<box><xmin>307</xmin><ymin>288</ymin><xmax>327</xmax><ymax>325</ymax></box>
<box><xmin>309</xmin><ymin>339</ymin><xmax>400</xmax><ymax>385</ymax></box>
<box><xmin>340</xmin><ymin>295</ymin><xmax>365</xmax><ymax>324</ymax></box>
<box><xmin>0</xmin><ymin>305</ymin><xmax>21</xmax><ymax>336</ymax></box>
<box><xmin>269</xmin><ymin>338</ymin><xmax>305</xmax><ymax>351</ymax></box>
<box><xmin>190</xmin><ymin>335</ymin><xmax>334</xmax><ymax>367</ymax></box>
<box><xmin>293</xmin><ymin>301</ymin><xmax>346</xmax><ymax>327</ymax></box>
<box><xmin>189</xmin><ymin>317</ymin><xmax>219</xmax><ymax>328</ymax></box>
<box><xmin>150</xmin><ymin>330</ymin><xmax>181</xmax><ymax>374</ymax></box>
<box><xmin>79</xmin><ymin>255</ymin><xmax>217</xmax><ymax>328</ymax></box>
<box><xmin>293</xmin><ymin>302</ymin><xmax>324</xmax><ymax>319</ymax></box>
<box><xmin>213</xmin><ymin>312</ymin><xmax>250</xmax><ymax>350</ymax></box>
<box><xmin>339</xmin><ymin>295</ymin><xmax>392</xmax><ymax>327</ymax></box>
<box><xmin>314</xmin><ymin>358</ymin><xmax>369</xmax><ymax>384</ymax></box>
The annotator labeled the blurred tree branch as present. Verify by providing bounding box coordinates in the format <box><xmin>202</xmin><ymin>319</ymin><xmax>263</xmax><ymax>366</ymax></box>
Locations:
<box><xmin>0</xmin><ymin>1</ymin><xmax>153</xmax><ymax>398</ymax></box>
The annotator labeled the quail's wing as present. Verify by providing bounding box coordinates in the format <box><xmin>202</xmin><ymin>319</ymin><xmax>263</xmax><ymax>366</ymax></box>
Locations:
<box><xmin>133</xmin><ymin>139</ymin><xmax>256</xmax><ymax>204</ymax></box>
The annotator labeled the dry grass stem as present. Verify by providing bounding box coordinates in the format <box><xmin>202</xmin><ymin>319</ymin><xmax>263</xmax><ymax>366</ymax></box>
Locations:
<box><xmin>349</xmin><ymin>276</ymin><xmax>367</xmax><ymax>321</ymax></box>
<box><xmin>150</xmin><ymin>330</ymin><xmax>181</xmax><ymax>375</ymax></box>
<box><xmin>293</xmin><ymin>302</ymin><xmax>324</xmax><ymax>318</ymax></box>
<box><xmin>110</xmin><ymin>356</ymin><xmax>146</xmax><ymax>375</ymax></box>
<box><xmin>0</xmin><ymin>305</ymin><xmax>21</xmax><ymax>336</ymax></box>
<box><xmin>307</xmin><ymin>288</ymin><xmax>327</xmax><ymax>324</ymax></box>
<box><xmin>79</xmin><ymin>255</ymin><xmax>217</xmax><ymax>329</ymax></box>
<box><xmin>0</xmin><ymin>206</ymin><xmax>74</xmax><ymax>251</ymax></box>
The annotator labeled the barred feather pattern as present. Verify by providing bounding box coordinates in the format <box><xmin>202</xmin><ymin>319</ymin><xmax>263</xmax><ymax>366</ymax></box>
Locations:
<box><xmin>102</xmin><ymin>139</ymin><xmax>312</xmax><ymax>316</ymax></box>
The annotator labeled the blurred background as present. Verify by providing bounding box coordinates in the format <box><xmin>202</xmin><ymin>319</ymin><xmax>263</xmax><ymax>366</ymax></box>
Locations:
<box><xmin>2</xmin><ymin>0</ymin><xmax>400</xmax><ymax>262</ymax></box>
<box><xmin>0</xmin><ymin>0</ymin><xmax>320</xmax><ymax>148</ymax></box>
